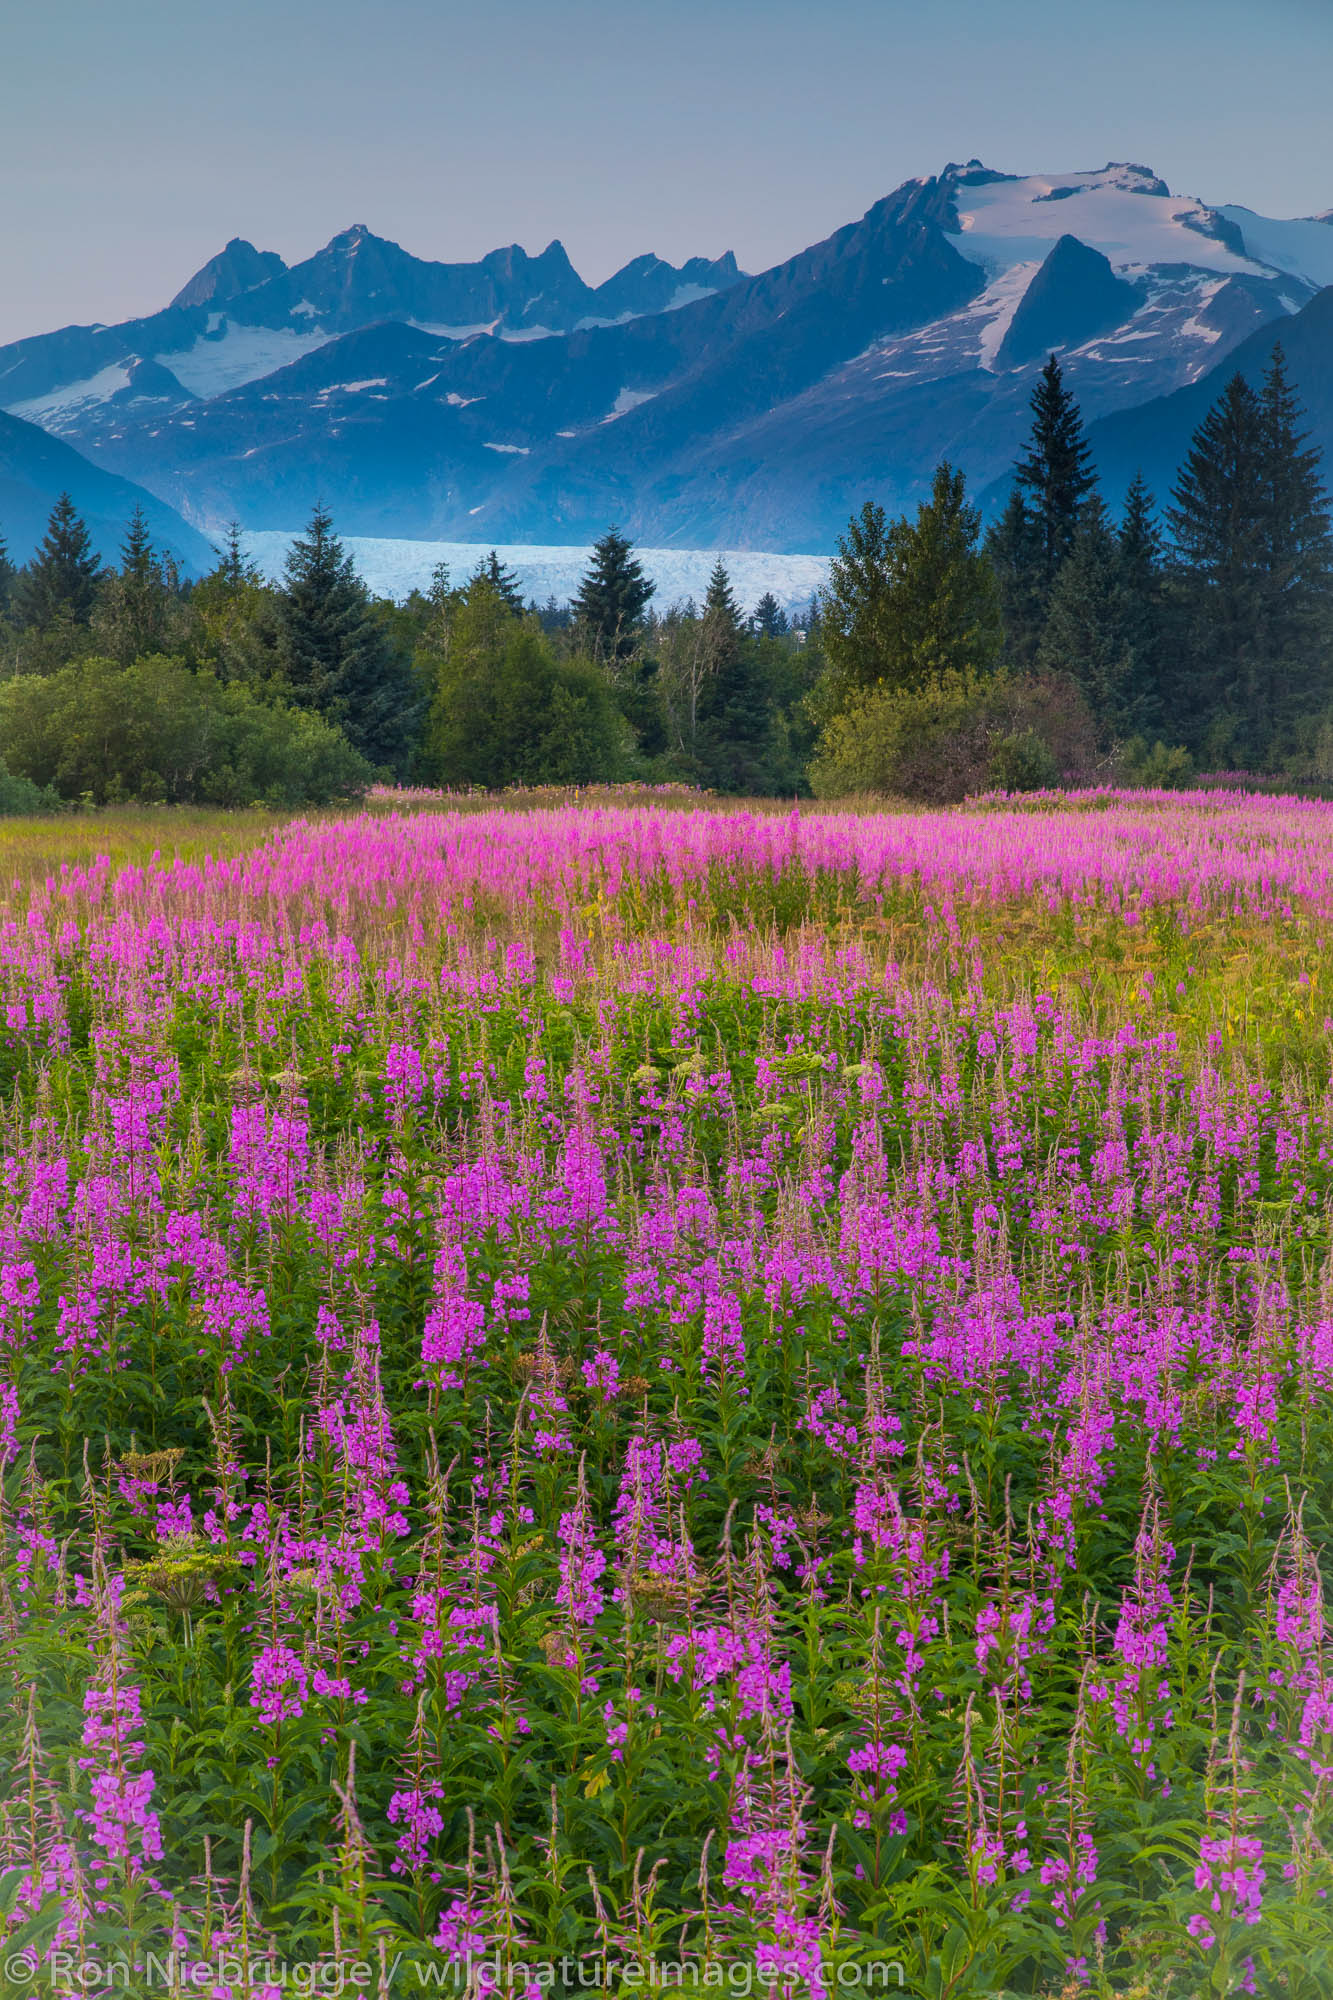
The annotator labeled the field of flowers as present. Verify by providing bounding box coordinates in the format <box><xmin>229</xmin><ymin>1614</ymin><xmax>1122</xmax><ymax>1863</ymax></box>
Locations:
<box><xmin>5</xmin><ymin>793</ymin><xmax>1333</xmax><ymax>1999</ymax></box>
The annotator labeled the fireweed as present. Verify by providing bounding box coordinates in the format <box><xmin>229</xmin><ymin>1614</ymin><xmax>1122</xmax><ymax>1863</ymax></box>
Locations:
<box><xmin>3</xmin><ymin>797</ymin><xmax>1333</xmax><ymax>1995</ymax></box>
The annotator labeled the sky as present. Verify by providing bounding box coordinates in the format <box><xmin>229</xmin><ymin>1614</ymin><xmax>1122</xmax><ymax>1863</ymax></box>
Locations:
<box><xmin>3</xmin><ymin>0</ymin><xmax>1332</xmax><ymax>344</ymax></box>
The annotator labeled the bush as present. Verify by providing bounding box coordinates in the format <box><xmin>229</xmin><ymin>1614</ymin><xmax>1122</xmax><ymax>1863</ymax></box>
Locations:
<box><xmin>1114</xmin><ymin>736</ymin><xmax>1195</xmax><ymax>790</ymax></box>
<box><xmin>0</xmin><ymin>757</ymin><xmax>60</xmax><ymax>817</ymax></box>
<box><xmin>0</xmin><ymin>655</ymin><xmax>371</xmax><ymax>807</ymax></box>
<box><xmin>809</xmin><ymin>668</ymin><xmax>1098</xmax><ymax>803</ymax></box>
<box><xmin>986</xmin><ymin>728</ymin><xmax>1060</xmax><ymax>794</ymax></box>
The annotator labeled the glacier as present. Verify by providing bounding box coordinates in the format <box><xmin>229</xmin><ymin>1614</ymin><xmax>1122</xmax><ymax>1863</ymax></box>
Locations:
<box><xmin>240</xmin><ymin>532</ymin><xmax>831</xmax><ymax>617</ymax></box>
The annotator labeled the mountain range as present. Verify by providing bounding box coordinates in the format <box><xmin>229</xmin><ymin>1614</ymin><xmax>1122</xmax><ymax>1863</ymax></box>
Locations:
<box><xmin>4</xmin><ymin>161</ymin><xmax>1333</xmax><ymax>569</ymax></box>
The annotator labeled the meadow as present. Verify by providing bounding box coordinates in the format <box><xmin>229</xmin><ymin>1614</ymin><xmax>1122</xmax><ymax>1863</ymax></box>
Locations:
<box><xmin>3</xmin><ymin>793</ymin><xmax>1333</xmax><ymax>1999</ymax></box>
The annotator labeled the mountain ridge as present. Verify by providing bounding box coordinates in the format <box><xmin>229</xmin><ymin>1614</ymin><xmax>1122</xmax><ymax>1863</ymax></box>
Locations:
<box><xmin>0</xmin><ymin>407</ymin><xmax>217</xmax><ymax>571</ymax></box>
<box><xmin>4</xmin><ymin>160</ymin><xmax>1332</xmax><ymax>553</ymax></box>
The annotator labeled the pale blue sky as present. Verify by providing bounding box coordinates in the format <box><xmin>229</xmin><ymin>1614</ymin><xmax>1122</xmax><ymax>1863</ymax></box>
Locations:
<box><xmin>3</xmin><ymin>0</ymin><xmax>1331</xmax><ymax>342</ymax></box>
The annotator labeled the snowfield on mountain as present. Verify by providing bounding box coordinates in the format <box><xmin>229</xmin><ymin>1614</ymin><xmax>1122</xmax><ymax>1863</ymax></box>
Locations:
<box><xmin>4</xmin><ymin>158</ymin><xmax>1333</xmax><ymax>559</ymax></box>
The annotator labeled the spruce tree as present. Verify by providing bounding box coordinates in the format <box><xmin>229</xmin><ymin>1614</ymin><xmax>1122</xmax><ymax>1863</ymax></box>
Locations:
<box><xmin>888</xmin><ymin>462</ymin><xmax>1003</xmax><ymax>682</ymax></box>
<box><xmin>1256</xmin><ymin>344</ymin><xmax>1333</xmax><ymax>710</ymax></box>
<box><xmin>215</xmin><ymin>521</ymin><xmax>260</xmax><ymax>592</ymax></box>
<box><xmin>1167</xmin><ymin>373</ymin><xmax>1268</xmax><ymax>750</ymax></box>
<box><xmin>0</xmin><ymin>534</ymin><xmax>13</xmax><ymax>617</ymax></box>
<box><xmin>697</xmin><ymin>560</ymin><xmax>779</xmax><ymax>789</ymax></box>
<box><xmin>1037</xmin><ymin>498</ymin><xmax>1134</xmax><ymax>739</ymax></box>
<box><xmin>278</xmin><ymin>503</ymin><xmax>419</xmax><ymax>771</ymax></box>
<box><xmin>985</xmin><ymin>490</ymin><xmax>1047</xmax><ymax>666</ymax></box>
<box><xmin>121</xmin><ymin>505</ymin><xmax>154</xmax><ymax>584</ymax></box>
<box><xmin>702</xmin><ymin>559</ymin><xmax>743</xmax><ymax>660</ymax></box>
<box><xmin>1117</xmin><ymin>473</ymin><xmax>1165</xmax><ymax>734</ymax></box>
<box><xmin>821</xmin><ymin>501</ymin><xmax>895</xmax><ymax>703</ymax></box>
<box><xmin>751</xmin><ymin>591</ymin><xmax>789</xmax><ymax>639</ymax></box>
<box><xmin>472</xmin><ymin>549</ymin><xmax>526</xmax><ymax>615</ymax></box>
<box><xmin>14</xmin><ymin>493</ymin><xmax>101</xmax><ymax>628</ymax></box>
<box><xmin>572</xmin><ymin>528</ymin><xmax>654</xmax><ymax>661</ymax></box>
<box><xmin>93</xmin><ymin>506</ymin><xmax>179</xmax><ymax>664</ymax></box>
<box><xmin>989</xmin><ymin>354</ymin><xmax>1096</xmax><ymax>662</ymax></box>
<box><xmin>1014</xmin><ymin>355</ymin><xmax>1097</xmax><ymax>592</ymax></box>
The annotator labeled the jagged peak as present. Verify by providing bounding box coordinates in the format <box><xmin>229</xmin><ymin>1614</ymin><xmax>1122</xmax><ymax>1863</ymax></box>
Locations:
<box><xmin>169</xmin><ymin>237</ymin><xmax>287</xmax><ymax>312</ymax></box>
<box><xmin>325</xmin><ymin>223</ymin><xmax>380</xmax><ymax>253</ymax></box>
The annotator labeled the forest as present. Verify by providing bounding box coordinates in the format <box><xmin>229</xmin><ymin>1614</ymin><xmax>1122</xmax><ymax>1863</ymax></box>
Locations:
<box><xmin>0</xmin><ymin>346</ymin><xmax>1328</xmax><ymax>811</ymax></box>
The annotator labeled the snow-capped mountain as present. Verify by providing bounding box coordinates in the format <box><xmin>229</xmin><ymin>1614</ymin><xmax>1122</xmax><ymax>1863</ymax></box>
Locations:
<box><xmin>0</xmin><ymin>227</ymin><xmax>744</xmax><ymax>435</ymax></box>
<box><xmin>4</xmin><ymin>161</ymin><xmax>1332</xmax><ymax>555</ymax></box>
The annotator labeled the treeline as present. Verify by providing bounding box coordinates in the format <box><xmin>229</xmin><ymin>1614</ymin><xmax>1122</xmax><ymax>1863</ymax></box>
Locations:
<box><xmin>814</xmin><ymin>345</ymin><xmax>1333</xmax><ymax>797</ymax></box>
<box><xmin>0</xmin><ymin>505</ymin><xmax>818</xmax><ymax>809</ymax></box>
<box><xmin>0</xmin><ymin>341</ymin><xmax>1329</xmax><ymax>810</ymax></box>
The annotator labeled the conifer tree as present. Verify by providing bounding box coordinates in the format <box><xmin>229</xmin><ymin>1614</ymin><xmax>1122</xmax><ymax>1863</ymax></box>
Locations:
<box><xmin>1256</xmin><ymin>345</ymin><xmax>1333</xmax><ymax>698</ymax></box>
<box><xmin>985</xmin><ymin>490</ymin><xmax>1047</xmax><ymax>666</ymax></box>
<box><xmin>14</xmin><ymin>493</ymin><xmax>101</xmax><ymax>628</ymax></box>
<box><xmin>0</xmin><ymin>534</ymin><xmax>13</xmax><ymax>617</ymax></box>
<box><xmin>1015</xmin><ymin>355</ymin><xmax>1097</xmax><ymax>591</ymax></box>
<box><xmin>1037</xmin><ymin>497</ymin><xmax>1134</xmax><ymax>739</ymax></box>
<box><xmin>472</xmin><ymin>549</ymin><xmax>526</xmax><ymax>615</ymax></box>
<box><xmin>215</xmin><ymin>522</ymin><xmax>260</xmax><ymax>592</ymax></box>
<box><xmin>121</xmin><ymin>506</ymin><xmax>154</xmax><ymax>584</ymax></box>
<box><xmin>1116</xmin><ymin>472</ymin><xmax>1165</xmax><ymax>733</ymax></box>
<box><xmin>702</xmin><ymin>559</ymin><xmax>743</xmax><ymax>664</ymax></box>
<box><xmin>751</xmin><ymin>591</ymin><xmax>789</xmax><ymax>639</ymax></box>
<box><xmin>821</xmin><ymin>501</ymin><xmax>895</xmax><ymax>703</ymax></box>
<box><xmin>572</xmin><ymin>528</ymin><xmax>655</xmax><ymax>661</ymax></box>
<box><xmin>92</xmin><ymin>506</ymin><xmax>180</xmax><ymax>664</ymax></box>
<box><xmin>1167</xmin><ymin>373</ymin><xmax>1269</xmax><ymax>748</ymax></box>
<box><xmin>697</xmin><ymin>560</ymin><xmax>779</xmax><ymax>789</ymax></box>
<box><xmin>278</xmin><ymin>503</ymin><xmax>419</xmax><ymax>771</ymax></box>
<box><xmin>988</xmin><ymin>356</ymin><xmax>1096</xmax><ymax>663</ymax></box>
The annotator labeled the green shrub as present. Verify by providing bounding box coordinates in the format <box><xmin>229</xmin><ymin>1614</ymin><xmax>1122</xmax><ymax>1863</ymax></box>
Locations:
<box><xmin>1114</xmin><ymin>736</ymin><xmax>1195</xmax><ymax>790</ymax></box>
<box><xmin>0</xmin><ymin>757</ymin><xmax>60</xmax><ymax>816</ymax></box>
<box><xmin>0</xmin><ymin>655</ymin><xmax>370</xmax><ymax>807</ymax></box>
<box><xmin>986</xmin><ymin>728</ymin><xmax>1060</xmax><ymax>794</ymax></box>
<box><xmin>809</xmin><ymin>668</ymin><xmax>1097</xmax><ymax>803</ymax></box>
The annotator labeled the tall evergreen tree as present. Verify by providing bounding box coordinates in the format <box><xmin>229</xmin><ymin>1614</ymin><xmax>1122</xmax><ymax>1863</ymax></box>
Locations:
<box><xmin>215</xmin><ymin>521</ymin><xmax>259</xmax><ymax>592</ymax></box>
<box><xmin>820</xmin><ymin>500</ymin><xmax>894</xmax><ymax>702</ymax></box>
<box><xmin>1256</xmin><ymin>344</ymin><xmax>1333</xmax><ymax>700</ymax></box>
<box><xmin>472</xmin><ymin>549</ymin><xmax>526</xmax><ymax>615</ymax></box>
<box><xmin>0</xmin><ymin>534</ymin><xmax>14</xmax><ymax>617</ymax></box>
<box><xmin>121</xmin><ymin>505</ymin><xmax>154</xmax><ymax>584</ymax></box>
<box><xmin>92</xmin><ymin>506</ymin><xmax>180</xmax><ymax>664</ymax></box>
<box><xmin>13</xmin><ymin>493</ymin><xmax>101</xmax><ymax>628</ymax></box>
<box><xmin>1015</xmin><ymin>355</ymin><xmax>1097</xmax><ymax>590</ymax></box>
<box><xmin>988</xmin><ymin>356</ymin><xmax>1096</xmax><ymax>663</ymax></box>
<box><xmin>702</xmin><ymin>559</ymin><xmax>743</xmax><ymax>663</ymax></box>
<box><xmin>1167</xmin><ymin>372</ymin><xmax>1271</xmax><ymax>751</ymax></box>
<box><xmin>751</xmin><ymin>591</ymin><xmax>789</xmax><ymax>639</ymax></box>
<box><xmin>985</xmin><ymin>490</ymin><xmax>1047</xmax><ymax>666</ymax></box>
<box><xmin>1037</xmin><ymin>498</ymin><xmax>1135</xmax><ymax>739</ymax></box>
<box><xmin>572</xmin><ymin>528</ymin><xmax>655</xmax><ymax>661</ymax></box>
<box><xmin>697</xmin><ymin>560</ymin><xmax>779</xmax><ymax>789</ymax></box>
<box><xmin>278</xmin><ymin>503</ymin><xmax>419</xmax><ymax>771</ymax></box>
<box><xmin>1116</xmin><ymin>472</ymin><xmax>1165</xmax><ymax>734</ymax></box>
